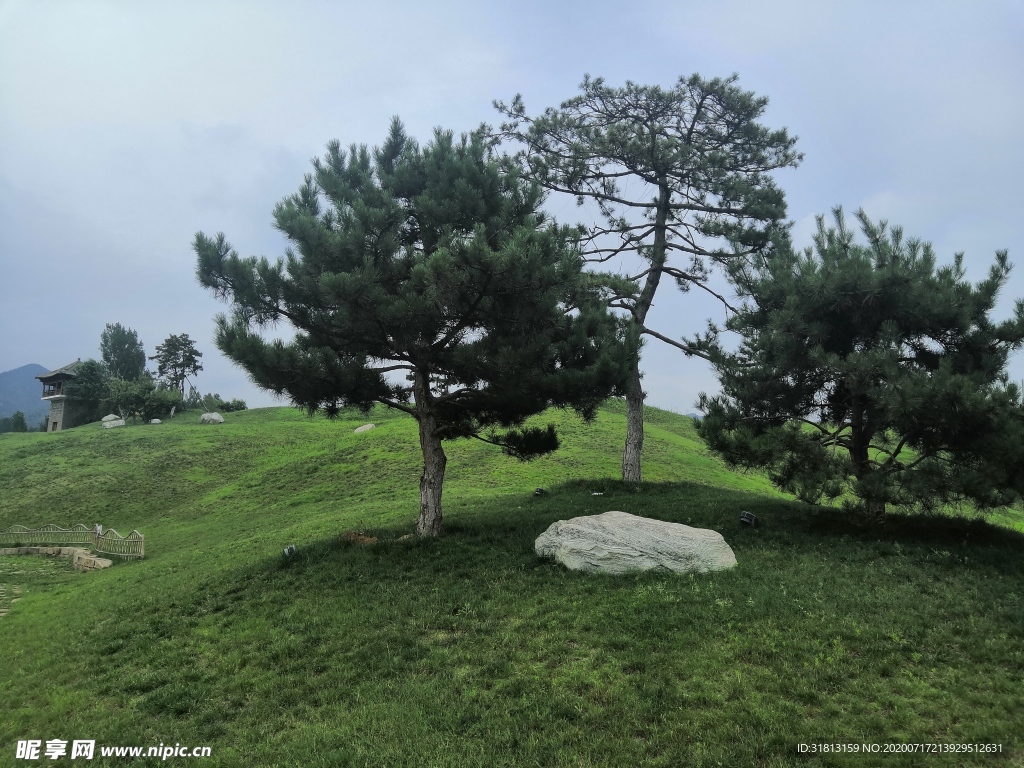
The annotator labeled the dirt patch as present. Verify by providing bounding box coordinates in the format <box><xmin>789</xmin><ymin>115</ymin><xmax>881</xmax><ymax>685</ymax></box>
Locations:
<box><xmin>340</xmin><ymin>531</ymin><xmax>379</xmax><ymax>546</ymax></box>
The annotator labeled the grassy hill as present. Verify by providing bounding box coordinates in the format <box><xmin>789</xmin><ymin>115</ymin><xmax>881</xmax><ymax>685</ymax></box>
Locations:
<box><xmin>1</xmin><ymin>404</ymin><xmax>1022</xmax><ymax>767</ymax></box>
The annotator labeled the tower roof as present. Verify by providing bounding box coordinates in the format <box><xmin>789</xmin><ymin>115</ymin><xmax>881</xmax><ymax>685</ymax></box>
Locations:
<box><xmin>36</xmin><ymin>359</ymin><xmax>83</xmax><ymax>382</ymax></box>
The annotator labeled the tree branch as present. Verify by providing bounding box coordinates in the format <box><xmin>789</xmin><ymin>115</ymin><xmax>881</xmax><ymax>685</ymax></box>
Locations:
<box><xmin>376</xmin><ymin>397</ymin><xmax>417</xmax><ymax>416</ymax></box>
<box><xmin>639</xmin><ymin>326</ymin><xmax>713</xmax><ymax>362</ymax></box>
<box><xmin>661</xmin><ymin>267</ymin><xmax>739</xmax><ymax>313</ymax></box>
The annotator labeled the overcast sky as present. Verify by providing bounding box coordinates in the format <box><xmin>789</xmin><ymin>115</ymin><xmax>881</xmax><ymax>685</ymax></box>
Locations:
<box><xmin>2</xmin><ymin>0</ymin><xmax>1022</xmax><ymax>414</ymax></box>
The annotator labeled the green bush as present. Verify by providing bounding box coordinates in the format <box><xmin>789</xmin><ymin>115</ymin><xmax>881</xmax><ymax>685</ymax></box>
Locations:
<box><xmin>144</xmin><ymin>385</ymin><xmax>183</xmax><ymax>421</ymax></box>
<box><xmin>187</xmin><ymin>392</ymin><xmax>247</xmax><ymax>413</ymax></box>
<box><xmin>104</xmin><ymin>378</ymin><xmax>182</xmax><ymax>422</ymax></box>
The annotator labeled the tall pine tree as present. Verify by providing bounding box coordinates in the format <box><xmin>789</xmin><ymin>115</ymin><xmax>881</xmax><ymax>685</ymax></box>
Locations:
<box><xmin>692</xmin><ymin>208</ymin><xmax>1024</xmax><ymax>520</ymax></box>
<box><xmin>195</xmin><ymin>119</ymin><xmax>633</xmax><ymax>537</ymax></box>
<box><xmin>495</xmin><ymin>74</ymin><xmax>801</xmax><ymax>482</ymax></box>
<box><xmin>150</xmin><ymin>334</ymin><xmax>203</xmax><ymax>396</ymax></box>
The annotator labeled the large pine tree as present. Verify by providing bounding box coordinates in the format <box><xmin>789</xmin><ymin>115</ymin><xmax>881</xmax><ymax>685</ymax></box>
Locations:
<box><xmin>195</xmin><ymin>120</ymin><xmax>633</xmax><ymax>536</ymax></box>
<box><xmin>149</xmin><ymin>334</ymin><xmax>203</xmax><ymax>396</ymax></box>
<box><xmin>692</xmin><ymin>208</ymin><xmax>1024</xmax><ymax>520</ymax></box>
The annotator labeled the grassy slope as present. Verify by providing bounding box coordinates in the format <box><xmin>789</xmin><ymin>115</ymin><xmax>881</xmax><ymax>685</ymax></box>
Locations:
<box><xmin>0</xmin><ymin>404</ymin><xmax>1022</xmax><ymax>767</ymax></box>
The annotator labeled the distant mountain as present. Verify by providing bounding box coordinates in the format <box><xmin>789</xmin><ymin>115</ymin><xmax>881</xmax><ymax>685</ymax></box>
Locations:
<box><xmin>0</xmin><ymin>364</ymin><xmax>50</xmax><ymax>421</ymax></box>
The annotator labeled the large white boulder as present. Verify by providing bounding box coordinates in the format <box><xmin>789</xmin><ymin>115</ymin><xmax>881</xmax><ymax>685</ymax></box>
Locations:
<box><xmin>102</xmin><ymin>419</ymin><xmax>126</xmax><ymax>429</ymax></box>
<box><xmin>535</xmin><ymin>510</ymin><xmax>737</xmax><ymax>575</ymax></box>
<box><xmin>101</xmin><ymin>414</ymin><xmax>120</xmax><ymax>422</ymax></box>
<box><xmin>354</xmin><ymin>423</ymin><xmax>376</xmax><ymax>434</ymax></box>
<box><xmin>200</xmin><ymin>412</ymin><xmax>224</xmax><ymax>424</ymax></box>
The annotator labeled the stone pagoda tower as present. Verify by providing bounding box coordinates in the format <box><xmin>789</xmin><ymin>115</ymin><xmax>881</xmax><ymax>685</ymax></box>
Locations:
<box><xmin>36</xmin><ymin>359</ymin><xmax>81</xmax><ymax>432</ymax></box>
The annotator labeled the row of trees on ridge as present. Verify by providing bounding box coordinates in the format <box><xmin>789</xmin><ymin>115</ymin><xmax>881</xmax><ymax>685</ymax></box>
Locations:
<box><xmin>0</xmin><ymin>412</ymin><xmax>32</xmax><ymax>433</ymax></box>
<box><xmin>194</xmin><ymin>73</ymin><xmax>1024</xmax><ymax>537</ymax></box>
<box><xmin>64</xmin><ymin>325</ymin><xmax>210</xmax><ymax>426</ymax></box>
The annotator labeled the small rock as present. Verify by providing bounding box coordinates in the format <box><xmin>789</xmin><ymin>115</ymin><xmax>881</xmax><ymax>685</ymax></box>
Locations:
<box><xmin>534</xmin><ymin>488</ymin><xmax>547</xmax><ymax>496</ymax></box>
<box><xmin>102</xmin><ymin>419</ymin><xmax>126</xmax><ymax>429</ymax></box>
<box><xmin>72</xmin><ymin>551</ymin><xmax>113</xmax><ymax>571</ymax></box>
<box><xmin>739</xmin><ymin>511</ymin><xmax>760</xmax><ymax>527</ymax></box>
<box><xmin>101</xmin><ymin>414</ymin><xmax>120</xmax><ymax>422</ymax></box>
<box><xmin>397</xmin><ymin>534</ymin><xmax>415</xmax><ymax>541</ymax></box>
<box><xmin>149</xmin><ymin>419</ymin><xmax>162</xmax><ymax>425</ymax></box>
<box><xmin>200</xmin><ymin>412</ymin><xmax>224</xmax><ymax>424</ymax></box>
<box><xmin>354</xmin><ymin>423</ymin><xmax>376</xmax><ymax>434</ymax></box>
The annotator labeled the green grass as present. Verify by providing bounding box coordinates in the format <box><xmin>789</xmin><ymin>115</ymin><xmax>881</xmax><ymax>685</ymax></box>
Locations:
<box><xmin>0</xmin><ymin>403</ymin><xmax>1022</xmax><ymax>767</ymax></box>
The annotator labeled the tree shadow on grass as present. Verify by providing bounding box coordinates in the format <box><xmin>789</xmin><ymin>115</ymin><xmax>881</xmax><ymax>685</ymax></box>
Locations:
<box><xmin>266</xmin><ymin>478</ymin><xmax>1024</xmax><ymax>590</ymax></box>
<box><xmin>82</xmin><ymin>476</ymin><xmax>1024</xmax><ymax>746</ymax></box>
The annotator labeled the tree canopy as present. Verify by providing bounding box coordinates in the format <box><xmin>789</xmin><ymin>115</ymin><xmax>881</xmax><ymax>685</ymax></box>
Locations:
<box><xmin>150</xmin><ymin>334</ymin><xmax>203</xmax><ymax>395</ymax></box>
<box><xmin>63</xmin><ymin>359</ymin><xmax>110</xmax><ymax>427</ymax></box>
<box><xmin>100</xmin><ymin>322</ymin><xmax>147</xmax><ymax>380</ymax></box>
<box><xmin>10</xmin><ymin>411</ymin><xmax>27</xmax><ymax>433</ymax></box>
<box><xmin>495</xmin><ymin>73</ymin><xmax>801</xmax><ymax>482</ymax></box>
<box><xmin>104</xmin><ymin>377</ymin><xmax>181</xmax><ymax>423</ymax></box>
<box><xmin>195</xmin><ymin>119</ymin><xmax>634</xmax><ymax>536</ymax></box>
<box><xmin>693</xmin><ymin>208</ymin><xmax>1024</xmax><ymax>519</ymax></box>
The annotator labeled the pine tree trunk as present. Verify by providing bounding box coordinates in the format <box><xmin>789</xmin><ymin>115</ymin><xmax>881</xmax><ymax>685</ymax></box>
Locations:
<box><xmin>622</xmin><ymin>360</ymin><xmax>645</xmax><ymax>483</ymax></box>
<box><xmin>621</xmin><ymin>179</ymin><xmax>670</xmax><ymax>484</ymax></box>
<box><xmin>849</xmin><ymin>398</ymin><xmax>885</xmax><ymax>524</ymax></box>
<box><xmin>414</xmin><ymin>371</ymin><xmax>446</xmax><ymax>537</ymax></box>
<box><xmin>867</xmin><ymin>498</ymin><xmax>886</xmax><ymax>525</ymax></box>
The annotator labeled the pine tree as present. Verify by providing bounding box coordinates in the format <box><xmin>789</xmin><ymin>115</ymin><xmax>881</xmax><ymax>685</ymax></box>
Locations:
<box><xmin>10</xmin><ymin>411</ymin><xmax>28</xmax><ymax>432</ymax></box>
<box><xmin>495</xmin><ymin>74</ymin><xmax>801</xmax><ymax>482</ymax></box>
<box><xmin>692</xmin><ymin>208</ymin><xmax>1024</xmax><ymax>520</ymax></box>
<box><xmin>149</xmin><ymin>334</ymin><xmax>203</xmax><ymax>395</ymax></box>
<box><xmin>195</xmin><ymin>119</ymin><xmax>633</xmax><ymax>537</ymax></box>
<box><xmin>100</xmin><ymin>323</ymin><xmax>147</xmax><ymax>380</ymax></box>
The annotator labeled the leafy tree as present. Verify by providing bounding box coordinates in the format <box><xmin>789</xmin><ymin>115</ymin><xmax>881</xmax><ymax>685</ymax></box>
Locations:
<box><xmin>150</xmin><ymin>334</ymin><xmax>203</xmax><ymax>395</ymax></box>
<box><xmin>100</xmin><ymin>323</ymin><xmax>147</xmax><ymax>380</ymax></box>
<box><xmin>10</xmin><ymin>411</ymin><xmax>27</xmax><ymax>432</ymax></box>
<box><xmin>195</xmin><ymin>119</ymin><xmax>633</xmax><ymax>536</ymax></box>
<box><xmin>182</xmin><ymin>387</ymin><xmax>206</xmax><ymax>411</ymax></box>
<box><xmin>104</xmin><ymin>377</ymin><xmax>181</xmax><ymax>423</ymax></box>
<box><xmin>692</xmin><ymin>208</ymin><xmax>1024</xmax><ymax>521</ymax></box>
<box><xmin>495</xmin><ymin>74</ymin><xmax>801</xmax><ymax>482</ymax></box>
<box><xmin>0</xmin><ymin>417</ymin><xmax>14</xmax><ymax>433</ymax></box>
<box><xmin>104</xmin><ymin>378</ymin><xmax>149</xmax><ymax>423</ymax></box>
<box><xmin>143</xmin><ymin>383</ymin><xmax>183</xmax><ymax>421</ymax></box>
<box><xmin>63</xmin><ymin>359</ymin><xmax>111</xmax><ymax>426</ymax></box>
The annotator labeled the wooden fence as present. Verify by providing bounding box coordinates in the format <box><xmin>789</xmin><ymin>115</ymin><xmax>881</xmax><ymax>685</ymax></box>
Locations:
<box><xmin>0</xmin><ymin>523</ymin><xmax>93</xmax><ymax>545</ymax></box>
<box><xmin>93</xmin><ymin>528</ymin><xmax>145</xmax><ymax>559</ymax></box>
<box><xmin>0</xmin><ymin>524</ymin><xmax>144</xmax><ymax>559</ymax></box>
